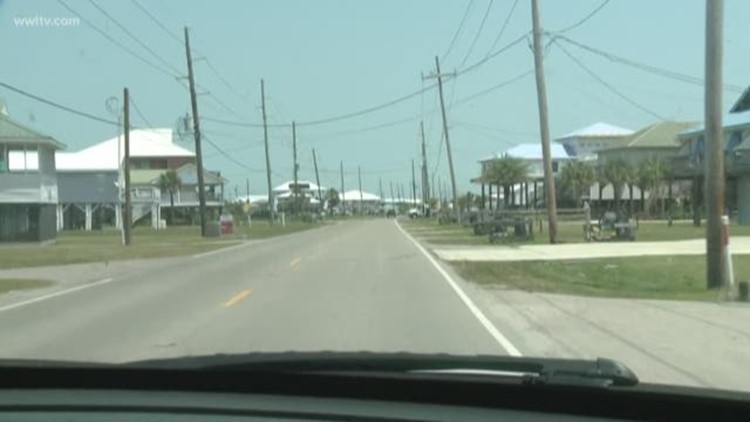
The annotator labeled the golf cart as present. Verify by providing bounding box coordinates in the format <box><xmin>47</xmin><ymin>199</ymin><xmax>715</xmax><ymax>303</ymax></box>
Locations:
<box><xmin>585</xmin><ymin>210</ymin><xmax>636</xmax><ymax>242</ymax></box>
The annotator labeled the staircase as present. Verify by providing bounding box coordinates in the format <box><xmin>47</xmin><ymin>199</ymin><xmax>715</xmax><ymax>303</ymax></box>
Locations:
<box><xmin>131</xmin><ymin>202</ymin><xmax>153</xmax><ymax>224</ymax></box>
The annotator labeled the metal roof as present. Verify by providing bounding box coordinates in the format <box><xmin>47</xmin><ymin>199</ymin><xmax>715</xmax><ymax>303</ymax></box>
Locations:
<box><xmin>556</xmin><ymin>122</ymin><xmax>634</xmax><ymax>140</ymax></box>
<box><xmin>56</xmin><ymin>128</ymin><xmax>194</xmax><ymax>171</ymax></box>
<box><xmin>480</xmin><ymin>143</ymin><xmax>571</xmax><ymax>162</ymax></box>
<box><xmin>680</xmin><ymin>110</ymin><xmax>750</xmax><ymax>137</ymax></box>
<box><xmin>0</xmin><ymin>114</ymin><xmax>65</xmax><ymax>149</ymax></box>
<box><xmin>341</xmin><ymin>190</ymin><xmax>380</xmax><ymax>201</ymax></box>
<box><xmin>129</xmin><ymin>163</ymin><xmax>227</xmax><ymax>185</ymax></box>
<box><xmin>600</xmin><ymin>121</ymin><xmax>698</xmax><ymax>150</ymax></box>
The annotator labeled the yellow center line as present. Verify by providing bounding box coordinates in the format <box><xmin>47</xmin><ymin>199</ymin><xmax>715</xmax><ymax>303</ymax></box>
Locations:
<box><xmin>290</xmin><ymin>257</ymin><xmax>302</xmax><ymax>268</ymax></box>
<box><xmin>223</xmin><ymin>288</ymin><xmax>254</xmax><ymax>308</ymax></box>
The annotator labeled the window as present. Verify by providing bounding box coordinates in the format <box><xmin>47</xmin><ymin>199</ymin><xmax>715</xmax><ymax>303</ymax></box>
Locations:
<box><xmin>552</xmin><ymin>161</ymin><xmax>559</xmax><ymax>172</ymax></box>
<box><xmin>0</xmin><ymin>145</ymin><xmax>7</xmax><ymax>173</ymax></box>
<box><xmin>7</xmin><ymin>148</ymin><xmax>39</xmax><ymax>172</ymax></box>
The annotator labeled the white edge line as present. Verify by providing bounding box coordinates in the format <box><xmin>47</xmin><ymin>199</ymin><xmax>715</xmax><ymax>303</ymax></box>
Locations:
<box><xmin>395</xmin><ymin>220</ymin><xmax>523</xmax><ymax>357</ymax></box>
<box><xmin>0</xmin><ymin>277</ymin><xmax>115</xmax><ymax>313</ymax></box>
<box><xmin>192</xmin><ymin>241</ymin><xmax>255</xmax><ymax>259</ymax></box>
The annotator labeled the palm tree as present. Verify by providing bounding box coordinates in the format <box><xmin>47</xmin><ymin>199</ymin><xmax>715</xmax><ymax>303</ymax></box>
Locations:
<box><xmin>636</xmin><ymin>156</ymin><xmax>666</xmax><ymax>216</ymax></box>
<box><xmin>603</xmin><ymin>159</ymin><xmax>634</xmax><ymax>213</ymax></box>
<box><xmin>482</xmin><ymin>156</ymin><xmax>530</xmax><ymax>207</ymax></box>
<box><xmin>560</xmin><ymin>161</ymin><xmax>596</xmax><ymax>205</ymax></box>
<box><xmin>158</xmin><ymin>170</ymin><xmax>181</xmax><ymax>225</ymax></box>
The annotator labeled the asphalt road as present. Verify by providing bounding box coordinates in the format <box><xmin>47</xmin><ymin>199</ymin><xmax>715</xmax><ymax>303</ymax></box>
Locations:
<box><xmin>0</xmin><ymin>219</ymin><xmax>505</xmax><ymax>363</ymax></box>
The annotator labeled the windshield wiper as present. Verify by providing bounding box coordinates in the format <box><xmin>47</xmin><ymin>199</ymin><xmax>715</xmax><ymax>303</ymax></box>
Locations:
<box><xmin>124</xmin><ymin>352</ymin><xmax>639</xmax><ymax>388</ymax></box>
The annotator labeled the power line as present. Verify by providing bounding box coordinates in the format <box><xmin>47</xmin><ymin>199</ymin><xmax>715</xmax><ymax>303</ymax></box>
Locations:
<box><xmin>486</xmin><ymin>0</ymin><xmax>519</xmax><ymax>57</ymax></box>
<box><xmin>442</xmin><ymin>0</ymin><xmax>475</xmax><ymax>63</ymax></box>
<box><xmin>131</xmin><ymin>0</ymin><xmax>182</xmax><ymax>44</ymax></box>
<box><xmin>195</xmin><ymin>32</ymin><xmax>527</xmax><ymax>131</ymax></box>
<box><xmin>129</xmin><ymin>95</ymin><xmax>155</xmax><ymax>128</ymax></box>
<box><xmin>204</xmin><ymin>59</ymin><xmax>251</xmax><ymax>104</ymax></box>
<box><xmin>0</xmin><ymin>81</ymin><xmax>118</xmax><ymax>126</ymax></box>
<box><xmin>297</xmin><ymin>82</ymin><xmax>439</xmax><ymax>127</ymax></box>
<box><xmin>88</xmin><ymin>0</ymin><xmax>182</xmax><ymax>75</ymax></box>
<box><xmin>203</xmin><ymin>140</ymin><xmax>264</xmax><ymax>159</ymax></box>
<box><xmin>131</xmin><ymin>0</ymin><xmax>252</xmax><ymax>108</ymax></box>
<box><xmin>306</xmin><ymin>69</ymin><xmax>530</xmax><ymax>144</ymax></box>
<box><xmin>553</xmin><ymin>34</ymin><xmax>744</xmax><ymax>92</ymax></box>
<box><xmin>57</xmin><ymin>0</ymin><xmax>176</xmax><ymax>79</ymax></box>
<box><xmin>202</xmin><ymin>115</ymin><xmax>280</xmax><ymax>128</ymax></box>
<box><xmin>202</xmin><ymin>133</ymin><xmax>266</xmax><ymax>172</ymax></box>
<box><xmin>62</xmin><ymin>0</ymin><xmax>242</xmax><ymax>122</ymax></box>
<box><xmin>203</xmin><ymin>81</ymin><xmax>439</xmax><ymax>128</ymax></box>
<box><xmin>452</xmin><ymin>68</ymin><xmax>533</xmax><ymax>106</ymax></box>
<box><xmin>557</xmin><ymin>43</ymin><xmax>666</xmax><ymax>121</ymax></box>
<box><xmin>455</xmin><ymin>31</ymin><xmax>529</xmax><ymax>77</ymax></box>
<box><xmin>555</xmin><ymin>0</ymin><xmax>610</xmax><ymax>34</ymax></box>
<box><xmin>457</xmin><ymin>0</ymin><xmax>494</xmax><ymax>68</ymax></box>
<box><xmin>90</xmin><ymin>0</ymin><xmax>246</xmax><ymax>120</ymax></box>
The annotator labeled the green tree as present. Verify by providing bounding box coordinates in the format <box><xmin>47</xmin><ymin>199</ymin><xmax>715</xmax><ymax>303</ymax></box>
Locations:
<box><xmin>458</xmin><ymin>192</ymin><xmax>479</xmax><ymax>212</ymax></box>
<box><xmin>636</xmin><ymin>156</ymin><xmax>666</xmax><ymax>215</ymax></box>
<box><xmin>224</xmin><ymin>200</ymin><xmax>247</xmax><ymax>224</ymax></box>
<box><xmin>157</xmin><ymin>170</ymin><xmax>182</xmax><ymax>225</ymax></box>
<box><xmin>482</xmin><ymin>156</ymin><xmax>530</xmax><ymax>207</ymax></box>
<box><xmin>603</xmin><ymin>159</ymin><xmax>634</xmax><ymax>213</ymax></box>
<box><xmin>560</xmin><ymin>161</ymin><xmax>596</xmax><ymax>205</ymax></box>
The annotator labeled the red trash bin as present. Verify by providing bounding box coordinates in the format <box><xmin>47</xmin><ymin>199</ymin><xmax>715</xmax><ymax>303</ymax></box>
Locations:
<box><xmin>220</xmin><ymin>214</ymin><xmax>234</xmax><ymax>235</ymax></box>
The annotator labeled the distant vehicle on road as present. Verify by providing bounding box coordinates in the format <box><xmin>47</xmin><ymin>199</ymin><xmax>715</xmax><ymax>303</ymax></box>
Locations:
<box><xmin>408</xmin><ymin>208</ymin><xmax>420</xmax><ymax>219</ymax></box>
<box><xmin>386</xmin><ymin>208</ymin><xmax>396</xmax><ymax>218</ymax></box>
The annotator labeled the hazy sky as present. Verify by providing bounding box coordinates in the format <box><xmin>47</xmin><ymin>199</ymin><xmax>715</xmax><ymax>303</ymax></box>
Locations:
<box><xmin>2</xmin><ymin>0</ymin><xmax>750</xmax><ymax>195</ymax></box>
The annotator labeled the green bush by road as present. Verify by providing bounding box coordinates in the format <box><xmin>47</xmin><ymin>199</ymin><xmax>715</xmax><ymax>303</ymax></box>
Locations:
<box><xmin>0</xmin><ymin>220</ymin><xmax>321</xmax><ymax>269</ymax></box>
<box><xmin>401</xmin><ymin>218</ymin><xmax>750</xmax><ymax>246</ymax></box>
<box><xmin>452</xmin><ymin>255</ymin><xmax>750</xmax><ymax>301</ymax></box>
<box><xmin>0</xmin><ymin>279</ymin><xmax>54</xmax><ymax>295</ymax></box>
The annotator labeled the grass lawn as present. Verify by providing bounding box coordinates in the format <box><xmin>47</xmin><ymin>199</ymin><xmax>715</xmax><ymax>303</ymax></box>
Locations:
<box><xmin>0</xmin><ymin>279</ymin><xmax>54</xmax><ymax>295</ymax></box>
<box><xmin>401</xmin><ymin>218</ymin><xmax>750</xmax><ymax>246</ymax></box>
<box><xmin>0</xmin><ymin>220</ymin><xmax>321</xmax><ymax>269</ymax></box>
<box><xmin>451</xmin><ymin>255</ymin><xmax>750</xmax><ymax>301</ymax></box>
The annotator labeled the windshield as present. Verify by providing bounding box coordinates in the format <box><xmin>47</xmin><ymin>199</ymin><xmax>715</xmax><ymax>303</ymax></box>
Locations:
<box><xmin>1</xmin><ymin>0</ymin><xmax>749</xmax><ymax>394</ymax></box>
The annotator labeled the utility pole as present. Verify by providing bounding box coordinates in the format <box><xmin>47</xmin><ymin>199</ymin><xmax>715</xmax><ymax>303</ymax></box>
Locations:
<box><xmin>379</xmin><ymin>178</ymin><xmax>384</xmax><ymax>204</ymax></box>
<box><xmin>246</xmin><ymin>177</ymin><xmax>250</xmax><ymax>203</ymax></box>
<box><xmin>123</xmin><ymin>88</ymin><xmax>132</xmax><ymax>246</ymax></box>
<box><xmin>390</xmin><ymin>181</ymin><xmax>395</xmax><ymax>210</ymax></box>
<box><xmin>184</xmin><ymin>27</ymin><xmax>208</xmax><ymax>237</ymax></box>
<box><xmin>420</xmin><ymin>121</ymin><xmax>430</xmax><ymax>212</ymax></box>
<box><xmin>531</xmin><ymin>0</ymin><xmax>558</xmax><ymax>244</ymax></box>
<box><xmin>438</xmin><ymin>179</ymin><xmax>444</xmax><ymax>207</ymax></box>
<box><xmin>358</xmin><ymin>165</ymin><xmax>364</xmax><ymax>215</ymax></box>
<box><xmin>261</xmin><ymin>79</ymin><xmax>274</xmax><ymax>225</ymax></box>
<box><xmin>340</xmin><ymin>160</ymin><xmax>346</xmax><ymax>215</ymax></box>
<box><xmin>425</xmin><ymin>57</ymin><xmax>460</xmax><ymax>224</ymax></box>
<box><xmin>312</xmin><ymin>148</ymin><xmax>323</xmax><ymax>211</ymax></box>
<box><xmin>705</xmin><ymin>0</ymin><xmax>725</xmax><ymax>289</ymax></box>
<box><xmin>292</xmin><ymin>121</ymin><xmax>299</xmax><ymax>215</ymax></box>
<box><xmin>411</xmin><ymin>159</ymin><xmax>417</xmax><ymax>206</ymax></box>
